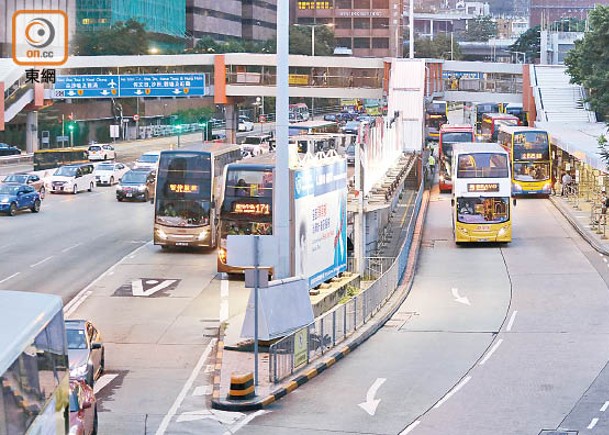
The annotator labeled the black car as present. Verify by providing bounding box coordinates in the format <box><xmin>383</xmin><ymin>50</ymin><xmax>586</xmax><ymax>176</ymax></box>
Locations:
<box><xmin>116</xmin><ymin>168</ymin><xmax>156</xmax><ymax>202</ymax></box>
<box><xmin>0</xmin><ymin>143</ymin><xmax>21</xmax><ymax>156</ymax></box>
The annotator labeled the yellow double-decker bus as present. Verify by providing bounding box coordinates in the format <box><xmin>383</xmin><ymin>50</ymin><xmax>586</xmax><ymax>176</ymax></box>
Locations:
<box><xmin>497</xmin><ymin>125</ymin><xmax>552</xmax><ymax>196</ymax></box>
<box><xmin>451</xmin><ymin>143</ymin><xmax>515</xmax><ymax>244</ymax></box>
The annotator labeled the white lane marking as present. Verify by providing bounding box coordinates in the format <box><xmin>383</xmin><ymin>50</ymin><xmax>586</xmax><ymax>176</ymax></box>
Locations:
<box><xmin>588</xmin><ymin>418</ymin><xmax>599</xmax><ymax>429</ymax></box>
<box><xmin>224</xmin><ymin>410</ymin><xmax>268</xmax><ymax>435</ymax></box>
<box><xmin>30</xmin><ymin>256</ymin><xmax>54</xmax><ymax>268</ymax></box>
<box><xmin>131</xmin><ymin>279</ymin><xmax>176</xmax><ymax>297</ymax></box>
<box><xmin>93</xmin><ymin>374</ymin><xmax>118</xmax><ymax>395</ymax></box>
<box><xmin>506</xmin><ymin>311</ymin><xmax>518</xmax><ymax>332</ymax></box>
<box><xmin>192</xmin><ymin>385</ymin><xmax>212</xmax><ymax>396</ymax></box>
<box><xmin>62</xmin><ymin>243</ymin><xmax>82</xmax><ymax>253</ymax></box>
<box><xmin>451</xmin><ymin>287</ymin><xmax>471</xmax><ymax>305</ymax></box>
<box><xmin>601</xmin><ymin>401</ymin><xmax>609</xmax><ymax>412</ymax></box>
<box><xmin>64</xmin><ymin>242</ymin><xmax>151</xmax><ymax>317</ymax></box>
<box><xmin>400</xmin><ymin>421</ymin><xmax>421</xmax><ymax>434</ymax></box>
<box><xmin>0</xmin><ymin>272</ymin><xmax>20</xmax><ymax>284</ymax></box>
<box><xmin>220</xmin><ymin>278</ymin><xmax>230</xmax><ymax>322</ymax></box>
<box><xmin>433</xmin><ymin>376</ymin><xmax>471</xmax><ymax>409</ymax></box>
<box><xmin>358</xmin><ymin>377</ymin><xmax>386</xmax><ymax>416</ymax></box>
<box><xmin>155</xmin><ymin>339</ymin><xmax>217</xmax><ymax>435</ymax></box>
<box><xmin>479</xmin><ymin>339</ymin><xmax>503</xmax><ymax>366</ymax></box>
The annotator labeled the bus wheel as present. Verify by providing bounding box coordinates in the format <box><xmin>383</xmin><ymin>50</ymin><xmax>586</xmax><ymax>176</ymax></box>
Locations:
<box><xmin>73</xmin><ymin>184</ymin><xmax>78</xmax><ymax>194</ymax></box>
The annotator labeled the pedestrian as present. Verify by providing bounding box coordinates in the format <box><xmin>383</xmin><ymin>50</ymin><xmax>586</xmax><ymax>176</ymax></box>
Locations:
<box><xmin>348</xmin><ymin>71</ymin><xmax>354</xmax><ymax>88</ymax></box>
<box><xmin>428</xmin><ymin>153</ymin><xmax>436</xmax><ymax>175</ymax></box>
<box><xmin>561</xmin><ymin>172</ymin><xmax>572</xmax><ymax>196</ymax></box>
<box><xmin>322</xmin><ymin>69</ymin><xmax>328</xmax><ymax>86</ymax></box>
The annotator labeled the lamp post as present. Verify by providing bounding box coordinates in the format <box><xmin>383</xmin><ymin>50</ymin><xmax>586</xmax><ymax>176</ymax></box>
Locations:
<box><xmin>68</xmin><ymin>123</ymin><xmax>74</xmax><ymax>147</ymax></box>
<box><xmin>294</xmin><ymin>23</ymin><xmax>334</xmax><ymax>56</ymax></box>
<box><xmin>176</xmin><ymin>124</ymin><xmax>182</xmax><ymax>148</ymax></box>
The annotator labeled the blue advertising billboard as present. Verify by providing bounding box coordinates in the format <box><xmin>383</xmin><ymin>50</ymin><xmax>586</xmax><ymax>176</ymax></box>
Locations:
<box><xmin>293</xmin><ymin>159</ymin><xmax>348</xmax><ymax>288</ymax></box>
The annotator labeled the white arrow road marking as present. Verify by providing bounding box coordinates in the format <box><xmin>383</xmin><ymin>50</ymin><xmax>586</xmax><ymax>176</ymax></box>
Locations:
<box><xmin>93</xmin><ymin>374</ymin><xmax>118</xmax><ymax>395</ymax></box>
<box><xmin>155</xmin><ymin>339</ymin><xmax>216</xmax><ymax>435</ymax></box>
<box><xmin>358</xmin><ymin>378</ymin><xmax>386</xmax><ymax>416</ymax></box>
<box><xmin>177</xmin><ymin>409</ymin><xmax>244</xmax><ymax>425</ymax></box>
<box><xmin>451</xmin><ymin>287</ymin><xmax>471</xmax><ymax>305</ymax></box>
<box><xmin>224</xmin><ymin>410</ymin><xmax>268</xmax><ymax>435</ymax></box>
<box><xmin>131</xmin><ymin>279</ymin><xmax>177</xmax><ymax>297</ymax></box>
<box><xmin>220</xmin><ymin>279</ymin><xmax>230</xmax><ymax>322</ymax></box>
<box><xmin>192</xmin><ymin>385</ymin><xmax>212</xmax><ymax>396</ymax></box>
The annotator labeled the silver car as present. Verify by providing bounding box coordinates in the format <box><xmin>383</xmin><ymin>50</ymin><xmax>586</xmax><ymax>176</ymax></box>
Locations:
<box><xmin>66</xmin><ymin>320</ymin><xmax>105</xmax><ymax>386</ymax></box>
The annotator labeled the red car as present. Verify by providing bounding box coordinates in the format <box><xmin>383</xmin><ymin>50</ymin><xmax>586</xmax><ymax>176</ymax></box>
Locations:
<box><xmin>69</xmin><ymin>379</ymin><xmax>98</xmax><ymax>435</ymax></box>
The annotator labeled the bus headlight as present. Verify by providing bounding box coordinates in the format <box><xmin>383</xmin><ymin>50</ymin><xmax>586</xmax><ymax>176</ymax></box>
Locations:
<box><xmin>512</xmin><ymin>183</ymin><xmax>522</xmax><ymax>192</ymax></box>
<box><xmin>543</xmin><ymin>183</ymin><xmax>551</xmax><ymax>192</ymax></box>
<box><xmin>197</xmin><ymin>229</ymin><xmax>209</xmax><ymax>241</ymax></box>
<box><xmin>498</xmin><ymin>227</ymin><xmax>507</xmax><ymax>237</ymax></box>
<box><xmin>218</xmin><ymin>247</ymin><xmax>227</xmax><ymax>263</ymax></box>
<box><xmin>156</xmin><ymin>229</ymin><xmax>168</xmax><ymax>240</ymax></box>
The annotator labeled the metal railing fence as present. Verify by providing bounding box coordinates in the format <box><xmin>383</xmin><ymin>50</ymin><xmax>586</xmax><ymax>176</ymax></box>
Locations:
<box><xmin>269</xmin><ymin>182</ymin><xmax>424</xmax><ymax>383</ymax></box>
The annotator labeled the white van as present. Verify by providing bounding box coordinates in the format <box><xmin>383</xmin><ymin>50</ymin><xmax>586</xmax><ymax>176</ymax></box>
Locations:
<box><xmin>47</xmin><ymin>163</ymin><xmax>96</xmax><ymax>194</ymax></box>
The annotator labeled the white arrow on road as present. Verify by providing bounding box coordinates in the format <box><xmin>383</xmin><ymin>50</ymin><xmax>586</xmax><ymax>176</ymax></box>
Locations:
<box><xmin>451</xmin><ymin>287</ymin><xmax>471</xmax><ymax>305</ymax></box>
<box><xmin>358</xmin><ymin>378</ymin><xmax>386</xmax><ymax>416</ymax></box>
<box><xmin>131</xmin><ymin>279</ymin><xmax>177</xmax><ymax>297</ymax></box>
<box><xmin>176</xmin><ymin>409</ymin><xmax>244</xmax><ymax>424</ymax></box>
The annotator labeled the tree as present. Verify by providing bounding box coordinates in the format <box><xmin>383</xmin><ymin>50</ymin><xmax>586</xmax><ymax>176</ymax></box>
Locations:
<box><xmin>413</xmin><ymin>34</ymin><xmax>462</xmax><ymax>60</ymax></box>
<box><xmin>564</xmin><ymin>6</ymin><xmax>609</xmax><ymax>121</ymax></box>
<box><xmin>72</xmin><ymin>20</ymin><xmax>149</xmax><ymax>55</ymax></box>
<box><xmin>509</xmin><ymin>25</ymin><xmax>541</xmax><ymax>63</ymax></box>
<box><xmin>460</xmin><ymin>16</ymin><xmax>497</xmax><ymax>42</ymax></box>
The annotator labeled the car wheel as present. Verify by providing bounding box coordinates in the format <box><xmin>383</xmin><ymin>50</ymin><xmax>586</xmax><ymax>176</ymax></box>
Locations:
<box><xmin>73</xmin><ymin>184</ymin><xmax>78</xmax><ymax>194</ymax></box>
<box><xmin>110</xmin><ymin>176</ymin><xmax>114</xmax><ymax>185</ymax></box>
<box><xmin>39</xmin><ymin>187</ymin><xmax>45</xmax><ymax>200</ymax></box>
<box><xmin>92</xmin><ymin>406</ymin><xmax>98</xmax><ymax>435</ymax></box>
<box><xmin>31</xmin><ymin>199</ymin><xmax>41</xmax><ymax>213</ymax></box>
<box><xmin>117</xmin><ymin>197</ymin><xmax>123</xmax><ymax>202</ymax></box>
<box><xmin>88</xmin><ymin>182</ymin><xmax>94</xmax><ymax>192</ymax></box>
<box><xmin>8</xmin><ymin>203</ymin><xmax>17</xmax><ymax>216</ymax></box>
<box><xmin>103</xmin><ymin>154</ymin><xmax>108</xmax><ymax>160</ymax></box>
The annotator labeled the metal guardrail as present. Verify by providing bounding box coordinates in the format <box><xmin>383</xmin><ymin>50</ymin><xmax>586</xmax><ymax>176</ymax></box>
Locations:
<box><xmin>0</xmin><ymin>154</ymin><xmax>33</xmax><ymax>166</ymax></box>
<box><xmin>269</xmin><ymin>181</ymin><xmax>424</xmax><ymax>383</ymax></box>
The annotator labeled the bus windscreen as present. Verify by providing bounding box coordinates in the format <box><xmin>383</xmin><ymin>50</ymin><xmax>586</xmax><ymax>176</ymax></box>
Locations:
<box><xmin>441</xmin><ymin>132</ymin><xmax>474</xmax><ymax>159</ymax></box>
<box><xmin>155</xmin><ymin>153</ymin><xmax>212</xmax><ymax>227</ymax></box>
<box><xmin>457</xmin><ymin>153</ymin><xmax>509</xmax><ymax>178</ymax></box>
<box><xmin>513</xmin><ymin>132</ymin><xmax>550</xmax><ymax>160</ymax></box>
<box><xmin>457</xmin><ymin>197</ymin><xmax>510</xmax><ymax>224</ymax></box>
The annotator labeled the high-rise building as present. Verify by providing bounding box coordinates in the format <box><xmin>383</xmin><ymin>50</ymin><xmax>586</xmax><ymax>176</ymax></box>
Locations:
<box><xmin>1</xmin><ymin>0</ymin><xmax>76</xmax><ymax>58</ymax></box>
<box><xmin>294</xmin><ymin>0</ymin><xmax>404</xmax><ymax>57</ymax></box>
<box><xmin>77</xmin><ymin>0</ymin><xmax>186</xmax><ymax>37</ymax></box>
<box><xmin>530</xmin><ymin>0</ymin><xmax>606</xmax><ymax>27</ymax></box>
<box><xmin>186</xmin><ymin>1</ymin><xmax>277</xmax><ymax>42</ymax></box>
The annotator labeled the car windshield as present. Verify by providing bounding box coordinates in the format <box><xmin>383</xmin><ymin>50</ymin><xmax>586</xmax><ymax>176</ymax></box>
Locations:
<box><xmin>138</xmin><ymin>154</ymin><xmax>159</xmax><ymax>163</ymax></box>
<box><xmin>66</xmin><ymin>328</ymin><xmax>87</xmax><ymax>350</ymax></box>
<box><xmin>96</xmin><ymin>164</ymin><xmax>115</xmax><ymax>171</ymax></box>
<box><xmin>122</xmin><ymin>171</ymin><xmax>148</xmax><ymax>183</ymax></box>
<box><xmin>3</xmin><ymin>174</ymin><xmax>27</xmax><ymax>183</ymax></box>
<box><xmin>0</xmin><ymin>185</ymin><xmax>18</xmax><ymax>195</ymax></box>
<box><xmin>54</xmin><ymin>167</ymin><xmax>78</xmax><ymax>177</ymax></box>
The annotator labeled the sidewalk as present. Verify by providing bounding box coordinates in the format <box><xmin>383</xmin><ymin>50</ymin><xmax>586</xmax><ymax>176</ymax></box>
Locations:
<box><xmin>550</xmin><ymin>193</ymin><xmax>609</xmax><ymax>255</ymax></box>
<box><xmin>211</xmin><ymin>185</ymin><xmax>430</xmax><ymax>411</ymax></box>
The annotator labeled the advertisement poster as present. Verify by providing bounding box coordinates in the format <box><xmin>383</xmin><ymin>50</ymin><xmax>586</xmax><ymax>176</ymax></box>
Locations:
<box><xmin>293</xmin><ymin>160</ymin><xmax>347</xmax><ymax>289</ymax></box>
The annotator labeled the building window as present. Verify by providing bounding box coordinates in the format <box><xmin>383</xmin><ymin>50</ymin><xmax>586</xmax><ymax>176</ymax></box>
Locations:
<box><xmin>336</xmin><ymin>38</ymin><xmax>352</xmax><ymax>48</ymax></box>
<box><xmin>336</xmin><ymin>18</ymin><xmax>352</xmax><ymax>29</ymax></box>
<box><xmin>297</xmin><ymin>1</ymin><xmax>332</xmax><ymax>9</ymax></box>
<box><xmin>372</xmin><ymin>38</ymin><xmax>389</xmax><ymax>48</ymax></box>
<box><xmin>372</xmin><ymin>0</ymin><xmax>389</xmax><ymax>8</ymax></box>
<box><xmin>354</xmin><ymin>18</ymin><xmax>370</xmax><ymax>29</ymax></box>
<box><xmin>372</xmin><ymin>18</ymin><xmax>389</xmax><ymax>29</ymax></box>
<box><xmin>354</xmin><ymin>0</ymin><xmax>370</xmax><ymax>8</ymax></box>
<box><xmin>354</xmin><ymin>38</ymin><xmax>370</xmax><ymax>48</ymax></box>
<box><xmin>335</xmin><ymin>0</ymin><xmax>352</xmax><ymax>9</ymax></box>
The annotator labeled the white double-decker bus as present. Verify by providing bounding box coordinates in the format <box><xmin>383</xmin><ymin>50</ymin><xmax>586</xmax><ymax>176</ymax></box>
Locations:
<box><xmin>451</xmin><ymin>143</ymin><xmax>515</xmax><ymax>244</ymax></box>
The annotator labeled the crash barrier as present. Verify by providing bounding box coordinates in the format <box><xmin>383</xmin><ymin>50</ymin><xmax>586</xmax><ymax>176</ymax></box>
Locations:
<box><xmin>269</xmin><ymin>181</ymin><xmax>424</xmax><ymax>383</ymax></box>
<box><xmin>0</xmin><ymin>154</ymin><xmax>33</xmax><ymax>166</ymax></box>
<box><xmin>227</xmin><ymin>372</ymin><xmax>255</xmax><ymax>400</ymax></box>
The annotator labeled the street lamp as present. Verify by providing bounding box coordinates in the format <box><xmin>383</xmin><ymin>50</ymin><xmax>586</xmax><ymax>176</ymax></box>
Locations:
<box><xmin>175</xmin><ymin>124</ymin><xmax>182</xmax><ymax>148</ymax></box>
<box><xmin>294</xmin><ymin>23</ymin><xmax>334</xmax><ymax>56</ymax></box>
<box><xmin>68</xmin><ymin>123</ymin><xmax>74</xmax><ymax>147</ymax></box>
